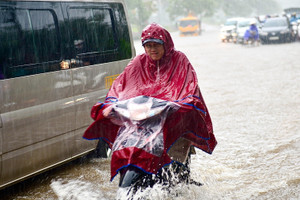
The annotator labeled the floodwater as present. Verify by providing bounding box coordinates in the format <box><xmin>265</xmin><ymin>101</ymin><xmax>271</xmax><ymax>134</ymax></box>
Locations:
<box><xmin>1</xmin><ymin>25</ymin><xmax>299</xmax><ymax>200</ymax></box>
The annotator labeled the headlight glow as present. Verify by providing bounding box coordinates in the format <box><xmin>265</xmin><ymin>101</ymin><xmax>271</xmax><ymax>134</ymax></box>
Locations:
<box><xmin>260</xmin><ymin>31</ymin><xmax>268</xmax><ymax>36</ymax></box>
<box><xmin>280</xmin><ymin>29</ymin><xmax>289</xmax><ymax>34</ymax></box>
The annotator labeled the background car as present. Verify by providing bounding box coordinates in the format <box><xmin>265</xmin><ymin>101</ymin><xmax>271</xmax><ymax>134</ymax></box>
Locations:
<box><xmin>220</xmin><ymin>17</ymin><xmax>244</xmax><ymax>42</ymax></box>
<box><xmin>259</xmin><ymin>17</ymin><xmax>294</xmax><ymax>44</ymax></box>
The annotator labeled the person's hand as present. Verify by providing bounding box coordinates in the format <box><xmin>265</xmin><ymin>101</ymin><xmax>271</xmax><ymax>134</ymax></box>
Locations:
<box><xmin>103</xmin><ymin>105</ymin><xmax>114</xmax><ymax>118</ymax></box>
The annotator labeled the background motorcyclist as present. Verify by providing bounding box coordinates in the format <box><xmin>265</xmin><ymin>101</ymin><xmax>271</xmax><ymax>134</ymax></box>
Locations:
<box><xmin>289</xmin><ymin>12</ymin><xmax>299</xmax><ymax>23</ymax></box>
<box><xmin>289</xmin><ymin>13</ymin><xmax>300</xmax><ymax>41</ymax></box>
<box><xmin>243</xmin><ymin>20</ymin><xmax>259</xmax><ymax>44</ymax></box>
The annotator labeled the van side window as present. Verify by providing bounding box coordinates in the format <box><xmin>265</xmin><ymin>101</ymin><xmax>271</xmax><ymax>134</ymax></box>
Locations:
<box><xmin>0</xmin><ymin>2</ymin><xmax>133</xmax><ymax>80</ymax></box>
<box><xmin>0</xmin><ymin>8</ymin><xmax>19</xmax><ymax>79</ymax></box>
<box><xmin>0</xmin><ymin>8</ymin><xmax>60</xmax><ymax>79</ymax></box>
<box><xmin>67</xmin><ymin>7</ymin><xmax>117</xmax><ymax>65</ymax></box>
<box><xmin>29</xmin><ymin>10</ymin><xmax>60</xmax><ymax>63</ymax></box>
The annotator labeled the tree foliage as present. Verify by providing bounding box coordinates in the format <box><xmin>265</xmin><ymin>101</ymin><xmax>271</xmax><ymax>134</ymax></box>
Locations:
<box><xmin>220</xmin><ymin>0</ymin><xmax>280</xmax><ymax>17</ymax></box>
<box><xmin>124</xmin><ymin>0</ymin><xmax>155</xmax><ymax>31</ymax></box>
<box><xmin>166</xmin><ymin>0</ymin><xmax>219</xmax><ymax>19</ymax></box>
<box><xmin>166</xmin><ymin>0</ymin><xmax>280</xmax><ymax>19</ymax></box>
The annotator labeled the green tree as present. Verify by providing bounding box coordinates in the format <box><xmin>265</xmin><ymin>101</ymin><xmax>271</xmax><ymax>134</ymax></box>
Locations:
<box><xmin>166</xmin><ymin>0</ymin><xmax>280</xmax><ymax>20</ymax></box>
<box><xmin>247</xmin><ymin>0</ymin><xmax>280</xmax><ymax>15</ymax></box>
<box><xmin>166</xmin><ymin>0</ymin><xmax>220</xmax><ymax>19</ymax></box>
<box><xmin>124</xmin><ymin>0</ymin><xmax>156</xmax><ymax>32</ymax></box>
<box><xmin>220</xmin><ymin>0</ymin><xmax>280</xmax><ymax>17</ymax></box>
<box><xmin>219</xmin><ymin>0</ymin><xmax>250</xmax><ymax>17</ymax></box>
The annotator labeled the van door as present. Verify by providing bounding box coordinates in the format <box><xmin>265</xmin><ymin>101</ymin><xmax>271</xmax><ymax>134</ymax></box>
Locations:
<box><xmin>60</xmin><ymin>2</ymin><xmax>134</xmax><ymax>156</ymax></box>
<box><xmin>0</xmin><ymin>1</ymin><xmax>76</xmax><ymax>187</ymax></box>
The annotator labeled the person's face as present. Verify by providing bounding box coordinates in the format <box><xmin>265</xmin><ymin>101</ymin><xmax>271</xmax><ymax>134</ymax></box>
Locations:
<box><xmin>144</xmin><ymin>42</ymin><xmax>165</xmax><ymax>61</ymax></box>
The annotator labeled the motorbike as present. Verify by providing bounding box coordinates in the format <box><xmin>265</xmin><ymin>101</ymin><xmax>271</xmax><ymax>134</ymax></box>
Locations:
<box><xmin>291</xmin><ymin>21</ymin><xmax>298</xmax><ymax>41</ymax></box>
<box><xmin>107</xmin><ymin>96</ymin><xmax>202</xmax><ymax>197</ymax></box>
<box><xmin>243</xmin><ymin>29</ymin><xmax>260</xmax><ymax>46</ymax></box>
<box><xmin>293</xmin><ymin>19</ymin><xmax>300</xmax><ymax>41</ymax></box>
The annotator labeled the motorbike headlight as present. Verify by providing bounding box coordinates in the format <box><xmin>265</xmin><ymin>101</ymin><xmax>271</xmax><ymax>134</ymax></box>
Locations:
<box><xmin>260</xmin><ymin>31</ymin><xmax>268</xmax><ymax>36</ymax></box>
<box><xmin>280</xmin><ymin>29</ymin><xmax>289</xmax><ymax>34</ymax></box>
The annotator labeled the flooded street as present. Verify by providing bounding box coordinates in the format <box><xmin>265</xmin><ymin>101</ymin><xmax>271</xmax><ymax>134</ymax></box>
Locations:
<box><xmin>1</xmin><ymin>25</ymin><xmax>299</xmax><ymax>200</ymax></box>
<box><xmin>173</xmin><ymin>25</ymin><xmax>300</xmax><ymax>200</ymax></box>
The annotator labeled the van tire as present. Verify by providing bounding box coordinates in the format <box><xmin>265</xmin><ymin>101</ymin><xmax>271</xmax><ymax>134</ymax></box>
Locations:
<box><xmin>95</xmin><ymin>139</ymin><xmax>109</xmax><ymax>158</ymax></box>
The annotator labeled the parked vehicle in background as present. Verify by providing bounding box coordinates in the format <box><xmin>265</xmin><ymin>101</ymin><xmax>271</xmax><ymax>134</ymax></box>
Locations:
<box><xmin>220</xmin><ymin>17</ymin><xmax>244</xmax><ymax>42</ymax></box>
<box><xmin>178</xmin><ymin>14</ymin><xmax>201</xmax><ymax>36</ymax></box>
<box><xmin>259</xmin><ymin>17</ymin><xmax>294</xmax><ymax>44</ymax></box>
<box><xmin>234</xmin><ymin>18</ymin><xmax>260</xmax><ymax>44</ymax></box>
<box><xmin>0</xmin><ymin>0</ymin><xmax>135</xmax><ymax>190</ymax></box>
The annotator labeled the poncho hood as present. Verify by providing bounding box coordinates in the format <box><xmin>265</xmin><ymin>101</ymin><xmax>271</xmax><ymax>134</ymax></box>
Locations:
<box><xmin>141</xmin><ymin>23</ymin><xmax>174</xmax><ymax>60</ymax></box>
<box><xmin>106</xmin><ymin>23</ymin><xmax>201</xmax><ymax>101</ymax></box>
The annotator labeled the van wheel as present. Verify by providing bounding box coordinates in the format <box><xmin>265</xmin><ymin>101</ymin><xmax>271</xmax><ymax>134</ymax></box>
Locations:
<box><xmin>95</xmin><ymin>139</ymin><xmax>109</xmax><ymax>158</ymax></box>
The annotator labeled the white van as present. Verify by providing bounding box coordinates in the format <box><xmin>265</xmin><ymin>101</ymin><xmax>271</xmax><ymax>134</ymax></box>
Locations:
<box><xmin>0</xmin><ymin>0</ymin><xmax>135</xmax><ymax>189</ymax></box>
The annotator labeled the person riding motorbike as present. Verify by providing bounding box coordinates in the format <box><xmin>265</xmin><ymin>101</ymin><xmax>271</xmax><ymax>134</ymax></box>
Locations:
<box><xmin>83</xmin><ymin>23</ymin><xmax>217</xmax><ymax>189</ymax></box>
<box><xmin>289</xmin><ymin>12</ymin><xmax>299</xmax><ymax>23</ymax></box>
<box><xmin>289</xmin><ymin>13</ymin><xmax>300</xmax><ymax>41</ymax></box>
<box><xmin>243</xmin><ymin>20</ymin><xmax>259</xmax><ymax>45</ymax></box>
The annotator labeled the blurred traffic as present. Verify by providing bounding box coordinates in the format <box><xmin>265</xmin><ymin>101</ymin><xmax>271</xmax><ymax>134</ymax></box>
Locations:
<box><xmin>220</xmin><ymin>7</ymin><xmax>300</xmax><ymax>45</ymax></box>
<box><xmin>178</xmin><ymin>13</ymin><xmax>202</xmax><ymax>36</ymax></box>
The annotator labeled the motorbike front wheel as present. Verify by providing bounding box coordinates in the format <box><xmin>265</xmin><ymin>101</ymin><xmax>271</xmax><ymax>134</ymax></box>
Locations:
<box><xmin>119</xmin><ymin>166</ymin><xmax>153</xmax><ymax>188</ymax></box>
<box><xmin>118</xmin><ymin>154</ymin><xmax>193</xmax><ymax>189</ymax></box>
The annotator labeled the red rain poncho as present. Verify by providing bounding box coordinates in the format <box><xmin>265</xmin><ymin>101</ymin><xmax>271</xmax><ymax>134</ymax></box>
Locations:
<box><xmin>83</xmin><ymin>23</ymin><xmax>217</xmax><ymax>180</ymax></box>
